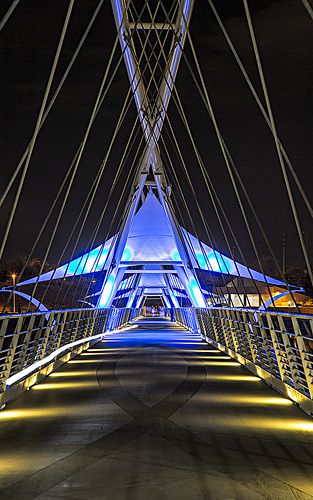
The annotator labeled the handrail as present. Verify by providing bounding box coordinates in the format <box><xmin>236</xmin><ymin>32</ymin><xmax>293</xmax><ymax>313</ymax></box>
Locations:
<box><xmin>0</xmin><ymin>307</ymin><xmax>140</xmax><ymax>393</ymax></box>
<box><xmin>175</xmin><ymin>307</ymin><xmax>313</xmax><ymax>414</ymax></box>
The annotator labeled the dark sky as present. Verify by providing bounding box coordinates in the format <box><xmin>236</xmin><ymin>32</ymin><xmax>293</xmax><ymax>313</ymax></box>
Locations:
<box><xmin>0</xmin><ymin>0</ymin><xmax>312</xmax><ymax>273</ymax></box>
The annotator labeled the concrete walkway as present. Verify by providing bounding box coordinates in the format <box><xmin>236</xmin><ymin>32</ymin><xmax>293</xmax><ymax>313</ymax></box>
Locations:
<box><xmin>1</xmin><ymin>318</ymin><xmax>313</xmax><ymax>499</ymax></box>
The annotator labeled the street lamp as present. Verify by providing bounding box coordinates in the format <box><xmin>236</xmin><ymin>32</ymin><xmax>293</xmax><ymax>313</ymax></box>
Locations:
<box><xmin>11</xmin><ymin>274</ymin><xmax>16</xmax><ymax>314</ymax></box>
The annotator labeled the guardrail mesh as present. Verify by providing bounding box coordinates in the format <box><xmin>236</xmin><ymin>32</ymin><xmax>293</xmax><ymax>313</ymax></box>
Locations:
<box><xmin>175</xmin><ymin>307</ymin><xmax>313</xmax><ymax>400</ymax></box>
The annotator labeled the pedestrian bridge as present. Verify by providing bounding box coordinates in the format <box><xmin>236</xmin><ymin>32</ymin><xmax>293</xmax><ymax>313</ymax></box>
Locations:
<box><xmin>1</xmin><ymin>1</ymin><xmax>313</xmax><ymax>498</ymax></box>
<box><xmin>1</xmin><ymin>314</ymin><xmax>313</xmax><ymax>499</ymax></box>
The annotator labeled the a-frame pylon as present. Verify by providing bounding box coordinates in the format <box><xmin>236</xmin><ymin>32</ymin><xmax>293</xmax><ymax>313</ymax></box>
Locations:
<box><xmin>97</xmin><ymin>0</ymin><xmax>207</xmax><ymax>308</ymax></box>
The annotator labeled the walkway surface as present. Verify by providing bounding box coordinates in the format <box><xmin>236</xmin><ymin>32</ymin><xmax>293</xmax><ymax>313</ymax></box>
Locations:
<box><xmin>1</xmin><ymin>318</ymin><xmax>313</xmax><ymax>499</ymax></box>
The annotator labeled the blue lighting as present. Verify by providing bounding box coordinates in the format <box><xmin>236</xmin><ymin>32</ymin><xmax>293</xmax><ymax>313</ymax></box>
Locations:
<box><xmin>67</xmin><ymin>246</ymin><xmax>109</xmax><ymax>276</ymax></box>
<box><xmin>172</xmin><ymin>249</ymin><xmax>181</xmax><ymax>262</ymax></box>
<box><xmin>169</xmin><ymin>290</ymin><xmax>179</xmax><ymax>307</ymax></box>
<box><xmin>126</xmin><ymin>289</ymin><xmax>137</xmax><ymax>308</ymax></box>
<box><xmin>122</xmin><ymin>246</ymin><xmax>132</xmax><ymax>262</ymax></box>
<box><xmin>98</xmin><ymin>273</ymin><xmax>115</xmax><ymax>308</ymax></box>
<box><xmin>187</xmin><ymin>277</ymin><xmax>206</xmax><ymax>307</ymax></box>
<box><xmin>196</xmin><ymin>252</ymin><xmax>208</xmax><ymax>270</ymax></box>
<box><xmin>206</xmin><ymin>251</ymin><xmax>228</xmax><ymax>274</ymax></box>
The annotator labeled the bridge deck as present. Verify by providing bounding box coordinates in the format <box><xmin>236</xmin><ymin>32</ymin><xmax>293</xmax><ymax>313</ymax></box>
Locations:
<box><xmin>1</xmin><ymin>318</ymin><xmax>313</xmax><ymax>499</ymax></box>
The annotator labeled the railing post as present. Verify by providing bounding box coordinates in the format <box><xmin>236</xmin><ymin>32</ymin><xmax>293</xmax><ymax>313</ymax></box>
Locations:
<box><xmin>54</xmin><ymin>311</ymin><xmax>66</xmax><ymax>351</ymax></box>
<box><xmin>241</xmin><ymin>311</ymin><xmax>256</xmax><ymax>362</ymax></box>
<box><xmin>84</xmin><ymin>310</ymin><xmax>97</xmax><ymax>339</ymax></box>
<box><xmin>219</xmin><ymin>309</ymin><xmax>232</xmax><ymax>350</ymax></box>
<box><xmin>292</xmin><ymin>316</ymin><xmax>313</xmax><ymax>398</ymax></box>
<box><xmin>274</xmin><ymin>314</ymin><xmax>298</xmax><ymax>386</ymax></box>
<box><xmin>226</xmin><ymin>309</ymin><xmax>239</xmax><ymax>352</ymax></box>
<box><xmin>3</xmin><ymin>316</ymin><xmax>23</xmax><ymax>382</ymax></box>
<box><xmin>15</xmin><ymin>314</ymin><xmax>36</xmax><ymax>373</ymax></box>
<box><xmin>266</xmin><ymin>314</ymin><xmax>286</xmax><ymax>381</ymax></box>
<box><xmin>207</xmin><ymin>309</ymin><xmax>218</xmax><ymax>342</ymax></box>
<box><xmin>0</xmin><ymin>317</ymin><xmax>9</xmax><ymax>391</ymax></box>
<box><xmin>38</xmin><ymin>313</ymin><xmax>55</xmax><ymax>360</ymax></box>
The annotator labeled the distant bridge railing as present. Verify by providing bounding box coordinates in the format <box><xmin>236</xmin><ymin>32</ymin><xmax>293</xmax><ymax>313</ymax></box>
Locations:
<box><xmin>175</xmin><ymin>307</ymin><xmax>313</xmax><ymax>415</ymax></box>
<box><xmin>0</xmin><ymin>307</ymin><xmax>139</xmax><ymax>400</ymax></box>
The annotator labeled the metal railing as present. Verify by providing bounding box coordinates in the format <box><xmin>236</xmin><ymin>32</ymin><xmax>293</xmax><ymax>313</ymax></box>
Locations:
<box><xmin>175</xmin><ymin>307</ymin><xmax>313</xmax><ymax>403</ymax></box>
<box><xmin>0</xmin><ymin>307</ymin><xmax>139</xmax><ymax>392</ymax></box>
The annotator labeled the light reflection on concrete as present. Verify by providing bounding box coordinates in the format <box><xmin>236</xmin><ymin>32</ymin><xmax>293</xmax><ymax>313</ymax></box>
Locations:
<box><xmin>192</xmin><ymin>361</ymin><xmax>240</xmax><ymax>367</ymax></box>
<box><xmin>196</xmin><ymin>394</ymin><xmax>293</xmax><ymax>406</ymax></box>
<box><xmin>32</xmin><ymin>381</ymin><xmax>99</xmax><ymax>390</ymax></box>
<box><xmin>0</xmin><ymin>404</ymin><xmax>106</xmax><ymax>420</ymax></box>
<box><xmin>49</xmin><ymin>371</ymin><xmax>96</xmax><ymax>377</ymax></box>
<box><xmin>204</xmin><ymin>374</ymin><xmax>260</xmax><ymax>382</ymax></box>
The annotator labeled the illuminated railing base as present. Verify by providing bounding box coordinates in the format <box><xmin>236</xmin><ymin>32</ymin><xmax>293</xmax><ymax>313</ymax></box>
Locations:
<box><xmin>175</xmin><ymin>307</ymin><xmax>313</xmax><ymax>417</ymax></box>
<box><xmin>0</xmin><ymin>307</ymin><xmax>140</xmax><ymax>406</ymax></box>
<box><xmin>0</xmin><ymin>324</ymin><xmax>137</xmax><ymax>408</ymax></box>
<box><xmin>202</xmin><ymin>333</ymin><xmax>313</xmax><ymax>417</ymax></box>
<box><xmin>0</xmin><ymin>336</ymin><xmax>94</xmax><ymax>408</ymax></box>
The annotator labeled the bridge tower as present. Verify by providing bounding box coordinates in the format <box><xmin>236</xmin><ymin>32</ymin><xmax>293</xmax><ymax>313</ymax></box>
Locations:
<box><xmin>97</xmin><ymin>0</ymin><xmax>206</xmax><ymax>308</ymax></box>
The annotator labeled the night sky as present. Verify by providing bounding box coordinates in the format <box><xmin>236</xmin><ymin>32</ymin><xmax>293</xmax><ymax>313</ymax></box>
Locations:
<box><xmin>0</xmin><ymin>0</ymin><xmax>312</xmax><ymax>274</ymax></box>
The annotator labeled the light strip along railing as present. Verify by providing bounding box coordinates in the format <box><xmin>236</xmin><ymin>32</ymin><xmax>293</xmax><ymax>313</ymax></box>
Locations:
<box><xmin>175</xmin><ymin>307</ymin><xmax>313</xmax><ymax>415</ymax></box>
<box><xmin>0</xmin><ymin>307</ymin><xmax>139</xmax><ymax>395</ymax></box>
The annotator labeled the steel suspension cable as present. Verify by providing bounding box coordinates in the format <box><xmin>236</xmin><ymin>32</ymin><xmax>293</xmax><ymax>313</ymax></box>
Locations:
<box><xmin>23</xmin><ymin>1</ymin><xmax>144</xmax><ymax>310</ymax></box>
<box><xmin>24</xmin><ymin>45</ymin><xmax>124</xmax><ymax>310</ymax></box>
<box><xmin>53</xmin><ymin>106</ymin><xmax>145</xmax><ymax>308</ymax></box>
<box><xmin>159</xmin><ymin>135</ymin><xmax>232</xmax><ymax>306</ymax></box>
<box><xmin>0</xmin><ymin>0</ymin><xmax>75</xmax><ymax>264</ymax></box>
<box><xmin>160</xmin><ymin>114</ymin><xmax>244</xmax><ymax>307</ymax></box>
<box><xmin>64</xmin><ymin>133</ymin><xmax>143</xmax><ymax>307</ymax></box>
<box><xmin>170</xmin><ymin>84</ymin><xmax>274</xmax><ymax>309</ymax></box>
<box><xmin>43</xmin><ymin>107</ymin><xmax>140</xmax><ymax>308</ymax></box>
<box><xmin>3</xmin><ymin>13</ymin><xmax>130</xmax><ymax>311</ymax></box>
<box><xmin>1</xmin><ymin>3</ymin><xmax>128</xmax><ymax>314</ymax></box>
<box><xmin>76</xmin><ymin>123</ymin><xmax>159</xmax><ymax>307</ymax></box>
<box><xmin>134</xmin><ymin>1</ymin><xmax>223</xmax><ymax>284</ymax></box>
<box><xmin>300</xmin><ymin>0</ymin><xmax>313</xmax><ymax>20</ymax></box>
<box><xmin>0</xmin><ymin>0</ymin><xmax>20</xmax><ymax>33</ymax></box>
<box><xmin>26</xmin><ymin>0</ymin><xmax>178</xmax><ymax>312</ymax></box>
<box><xmin>120</xmin><ymin>4</ymin><xmax>280</xmax><ymax>304</ymax></box>
<box><xmin>138</xmin><ymin>2</ymin><xmax>252</xmax><ymax>308</ymax></box>
<box><xmin>207</xmin><ymin>0</ymin><xmax>313</xmax><ymax>220</ymax></box>
<box><xmin>0</xmin><ymin>0</ymin><xmax>106</xmax><ymax>209</ymax></box>
<box><xmin>182</xmin><ymin>28</ymin><xmax>278</xmax><ymax>309</ymax></box>
<box><xmin>176</xmin><ymin>5</ymin><xmax>301</xmax><ymax>310</ymax></box>
<box><xmin>74</xmin><ymin>131</ymin><xmax>148</xmax><ymax>306</ymax></box>
<box><xmin>243</xmin><ymin>0</ymin><xmax>313</xmax><ymax>289</ymax></box>
<box><xmin>79</xmin><ymin>7</ymin><xmax>182</xmax><ymax>307</ymax></box>
<box><xmin>164</xmin><ymin>115</ymin><xmax>254</xmax><ymax>307</ymax></box>
<box><xmin>64</xmin><ymin>0</ymin><xmax>177</xmax><ymax>304</ymax></box>
<box><xmin>167</xmin><ymin>3</ymin><xmax>309</xmax><ymax>307</ymax></box>
<box><xmin>2</xmin><ymin>48</ymin><xmax>125</xmax><ymax>314</ymax></box>
<box><xmin>166</xmin><ymin>11</ymin><xmax>300</xmax><ymax>308</ymax></box>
